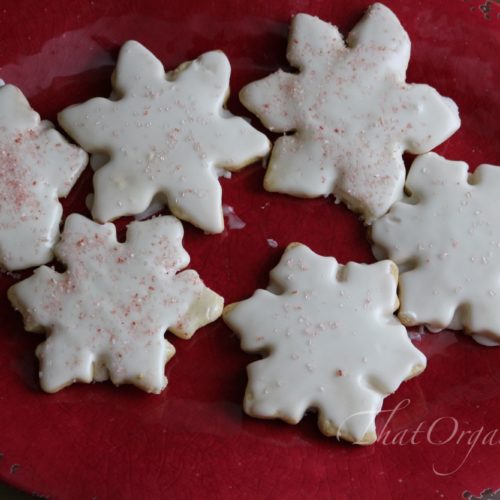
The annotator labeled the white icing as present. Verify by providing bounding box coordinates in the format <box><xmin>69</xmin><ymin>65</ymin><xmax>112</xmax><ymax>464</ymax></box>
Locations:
<box><xmin>8</xmin><ymin>214</ymin><xmax>223</xmax><ymax>393</ymax></box>
<box><xmin>473</xmin><ymin>335</ymin><xmax>500</xmax><ymax>347</ymax></box>
<box><xmin>408</xmin><ymin>325</ymin><xmax>425</xmax><ymax>342</ymax></box>
<box><xmin>58</xmin><ymin>41</ymin><xmax>270</xmax><ymax>233</ymax></box>
<box><xmin>217</xmin><ymin>168</ymin><xmax>232</xmax><ymax>179</ymax></box>
<box><xmin>223</xmin><ymin>243</ymin><xmax>426</xmax><ymax>443</ymax></box>
<box><xmin>85</xmin><ymin>193</ymin><xmax>94</xmax><ymax>212</ymax></box>
<box><xmin>89</xmin><ymin>152</ymin><xmax>108</xmax><ymax>171</ymax></box>
<box><xmin>0</xmin><ymin>85</ymin><xmax>87</xmax><ymax>270</ymax></box>
<box><xmin>372</xmin><ymin>152</ymin><xmax>500</xmax><ymax>345</ymax></box>
<box><xmin>92</xmin><ymin>154</ymin><xmax>176</xmax><ymax>220</ymax></box>
<box><xmin>133</xmin><ymin>195</ymin><xmax>164</xmax><ymax>221</ymax></box>
<box><xmin>222</xmin><ymin>204</ymin><xmax>246</xmax><ymax>230</ymax></box>
<box><xmin>239</xmin><ymin>3</ymin><xmax>460</xmax><ymax>222</ymax></box>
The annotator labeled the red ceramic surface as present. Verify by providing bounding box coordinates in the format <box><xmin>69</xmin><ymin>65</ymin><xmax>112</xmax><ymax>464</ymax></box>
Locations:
<box><xmin>0</xmin><ymin>0</ymin><xmax>499</xmax><ymax>498</ymax></box>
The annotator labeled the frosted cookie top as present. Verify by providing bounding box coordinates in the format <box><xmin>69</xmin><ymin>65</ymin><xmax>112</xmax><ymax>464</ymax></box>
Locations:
<box><xmin>223</xmin><ymin>243</ymin><xmax>426</xmax><ymax>444</ymax></box>
<box><xmin>8</xmin><ymin>214</ymin><xmax>223</xmax><ymax>393</ymax></box>
<box><xmin>58</xmin><ymin>41</ymin><xmax>270</xmax><ymax>233</ymax></box>
<box><xmin>240</xmin><ymin>3</ymin><xmax>460</xmax><ymax>222</ymax></box>
<box><xmin>372</xmin><ymin>153</ymin><xmax>500</xmax><ymax>346</ymax></box>
<box><xmin>0</xmin><ymin>84</ymin><xmax>87</xmax><ymax>270</ymax></box>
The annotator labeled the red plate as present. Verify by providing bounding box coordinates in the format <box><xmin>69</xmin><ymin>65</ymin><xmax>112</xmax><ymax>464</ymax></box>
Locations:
<box><xmin>0</xmin><ymin>0</ymin><xmax>499</xmax><ymax>498</ymax></box>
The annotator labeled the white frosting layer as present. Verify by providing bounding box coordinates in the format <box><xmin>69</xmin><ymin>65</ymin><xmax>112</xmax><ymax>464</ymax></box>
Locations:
<box><xmin>58</xmin><ymin>41</ymin><xmax>270</xmax><ymax>233</ymax></box>
<box><xmin>0</xmin><ymin>85</ymin><xmax>87</xmax><ymax>270</ymax></box>
<box><xmin>8</xmin><ymin>214</ymin><xmax>223</xmax><ymax>393</ymax></box>
<box><xmin>240</xmin><ymin>3</ymin><xmax>460</xmax><ymax>222</ymax></box>
<box><xmin>223</xmin><ymin>244</ymin><xmax>426</xmax><ymax>444</ymax></box>
<box><xmin>372</xmin><ymin>152</ymin><xmax>500</xmax><ymax>345</ymax></box>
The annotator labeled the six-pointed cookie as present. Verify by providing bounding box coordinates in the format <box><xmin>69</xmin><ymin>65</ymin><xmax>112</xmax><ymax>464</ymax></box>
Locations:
<box><xmin>372</xmin><ymin>153</ymin><xmax>500</xmax><ymax>346</ymax></box>
<box><xmin>223</xmin><ymin>243</ymin><xmax>426</xmax><ymax>444</ymax></box>
<box><xmin>58</xmin><ymin>41</ymin><xmax>270</xmax><ymax>233</ymax></box>
<box><xmin>240</xmin><ymin>3</ymin><xmax>460</xmax><ymax>222</ymax></box>
<box><xmin>8</xmin><ymin>214</ymin><xmax>223</xmax><ymax>393</ymax></box>
<box><xmin>0</xmin><ymin>84</ymin><xmax>87</xmax><ymax>270</ymax></box>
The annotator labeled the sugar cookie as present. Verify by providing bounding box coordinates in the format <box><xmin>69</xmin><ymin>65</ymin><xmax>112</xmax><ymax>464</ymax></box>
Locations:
<box><xmin>8</xmin><ymin>213</ymin><xmax>223</xmax><ymax>393</ymax></box>
<box><xmin>239</xmin><ymin>3</ymin><xmax>460</xmax><ymax>222</ymax></box>
<box><xmin>58</xmin><ymin>41</ymin><xmax>270</xmax><ymax>233</ymax></box>
<box><xmin>372</xmin><ymin>152</ymin><xmax>500</xmax><ymax>346</ymax></box>
<box><xmin>223</xmin><ymin>243</ymin><xmax>426</xmax><ymax>444</ymax></box>
<box><xmin>0</xmin><ymin>84</ymin><xmax>87</xmax><ymax>270</ymax></box>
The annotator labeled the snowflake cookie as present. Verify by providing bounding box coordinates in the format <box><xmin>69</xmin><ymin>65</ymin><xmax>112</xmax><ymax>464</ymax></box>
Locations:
<box><xmin>372</xmin><ymin>152</ymin><xmax>500</xmax><ymax>347</ymax></box>
<box><xmin>239</xmin><ymin>3</ymin><xmax>460</xmax><ymax>222</ymax></box>
<box><xmin>58</xmin><ymin>41</ymin><xmax>270</xmax><ymax>233</ymax></box>
<box><xmin>0</xmin><ymin>84</ymin><xmax>87</xmax><ymax>270</ymax></box>
<box><xmin>223</xmin><ymin>243</ymin><xmax>426</xmax><ymax>444</ymax></box>
<box><xmin>8</xmin><ymin>213</ymin><xmax>223</xmax><ymax>393</ymax></box>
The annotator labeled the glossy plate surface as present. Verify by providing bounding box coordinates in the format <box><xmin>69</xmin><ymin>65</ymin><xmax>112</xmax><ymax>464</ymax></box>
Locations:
<box><xmin>0</xmin><ymin>0</ymin><xmax>499</xmax><ymax>498</ymax></box>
